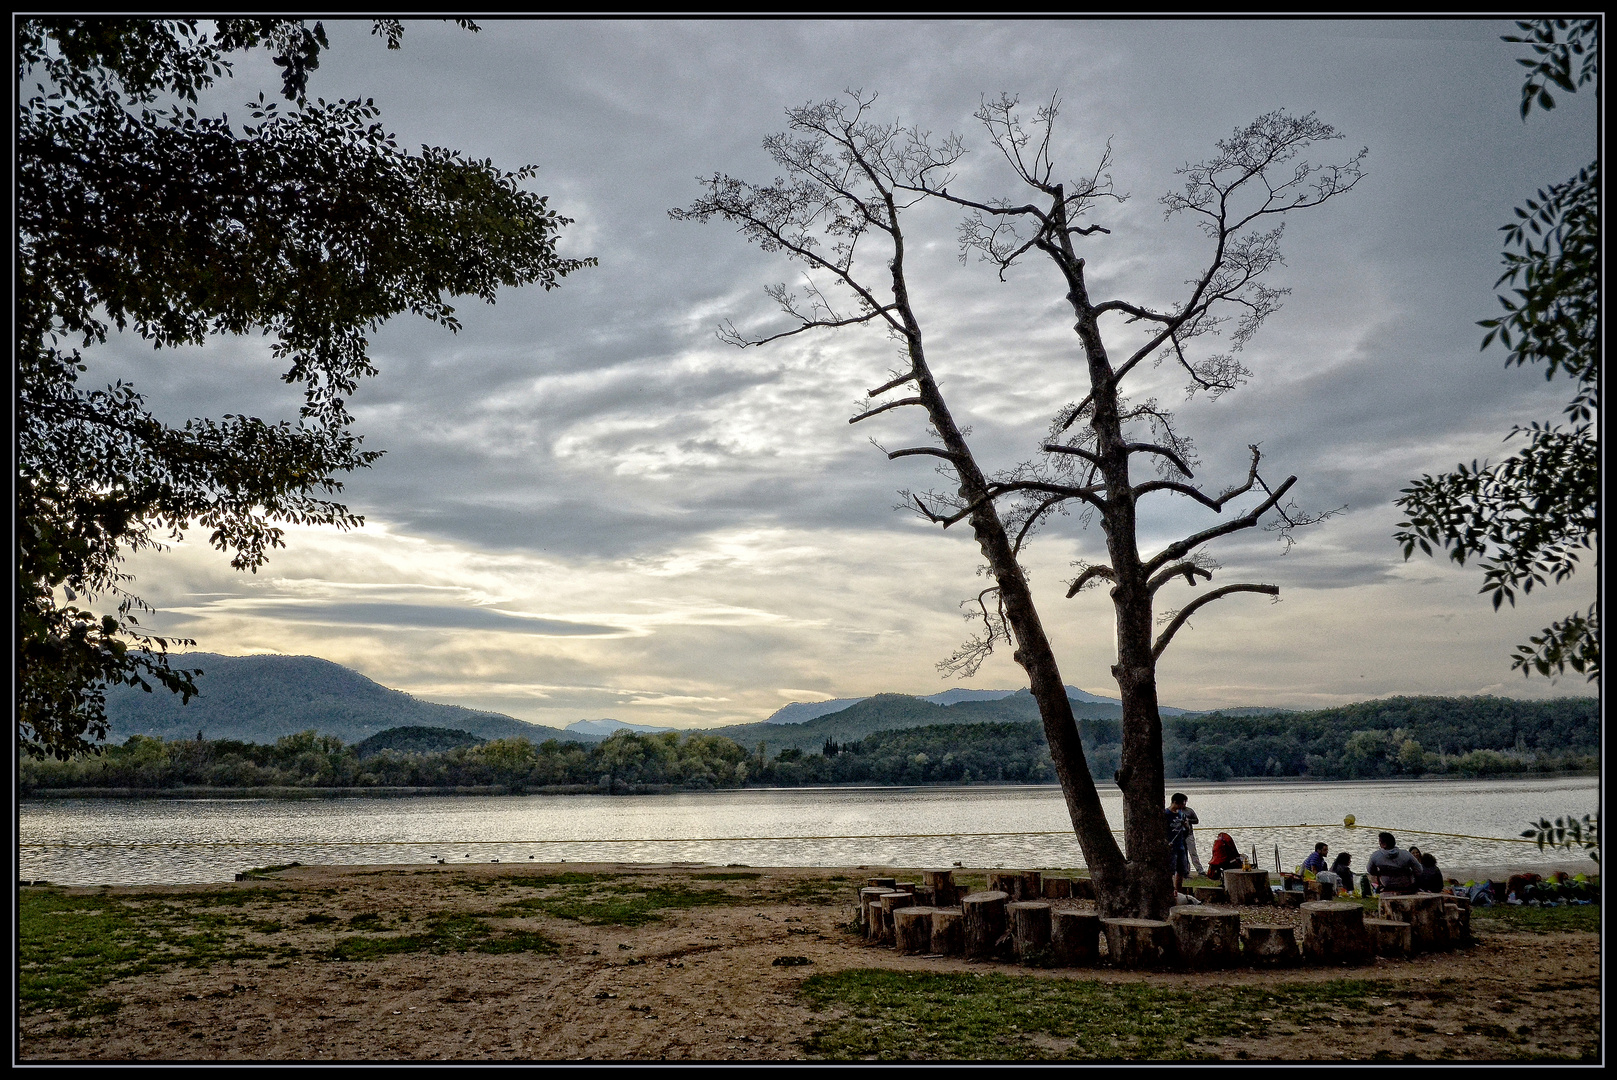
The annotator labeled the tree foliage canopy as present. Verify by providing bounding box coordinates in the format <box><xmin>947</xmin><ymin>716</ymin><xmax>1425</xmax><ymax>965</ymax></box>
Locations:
<box><xmin>17</xmin><ymin>18</ymin><xmax>593</xmax><ymax>758</ymax></box>
<box><xmin>1395</xmin><ymin>19</ymin><xmax>1598</xmax><ymax>681</ymax></box>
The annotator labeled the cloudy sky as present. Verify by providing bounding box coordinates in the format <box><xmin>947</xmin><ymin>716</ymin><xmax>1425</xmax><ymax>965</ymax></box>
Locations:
<box><xmin>97</xmin><ymin>19</ymin><xmax>1598</xmax><ymax>729</ymax></box>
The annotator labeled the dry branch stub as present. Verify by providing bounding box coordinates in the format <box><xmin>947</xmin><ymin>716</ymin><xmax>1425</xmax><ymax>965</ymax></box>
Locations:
<box><xmin>930</xmin><ymin>908</ymin><xmax>965</xmax><ymax>956</ymax></box>
<box><xmin>1240</xmin><ymin>925</ymin><xmax>1298</xmax><ymax>967</ymax></box>
<box><xmin>1169</xmin><ymin>906</ymin><xmax>1241</xmax><ymax>969</ymax></box>
<box><xmin>894</xmin><ymin>906</ymin><xmax>936</xmax><ymax>955</ymax></box>
<box><xmin>1007</xmin><ymin>901</ymin><xmax>1052</xmax><ymax>962</ymax></box>
<box><xmin>1300</xmin><ymin>900</ymin><xmax>1371</xmax><ymax>965</ymax></box>
<box><xmin>1364</xmin><ymin>918</ymin><xmax>1413</xmax><ymax>958</ymax></box>
<box><xmin>1102</xmin><ymin>918</ymin><xmax>1178</xmax><ymax>970</ymax></box>
<box><xmin>962</xmin><ymin>890</ymin><xmax>1010</xmax><ymax>959</ymax></box>
<box><xmin>1051</xmin><ymin>910</ymin><xmax>1102</xmax><ymax>967</ymax></box>
<box><xmin>1377</xmin><ymin>893</ymin><xmax>1449</xmax><ymax>953</ymax></box>
<box><xmin>1222</xmin><ymin>868</ymin><xmax>1272</xmax><ymax>906</ymax></box>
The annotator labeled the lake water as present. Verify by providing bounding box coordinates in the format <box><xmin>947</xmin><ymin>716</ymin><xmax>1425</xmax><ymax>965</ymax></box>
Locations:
<box><xmin>18</xmin><ymin>776</ymin><xmax>1598</xmax><ymax>887</ymax></box>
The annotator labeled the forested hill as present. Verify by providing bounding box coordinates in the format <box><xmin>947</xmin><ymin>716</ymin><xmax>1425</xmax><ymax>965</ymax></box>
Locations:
<box><xmin>102</xmin><ymin>653</ymin><xmax>582</xmax><ymax>747</ymax></box>
<box><xmin>700</xmin><ymin>689</ymin><xmax>1138</xmax><ymax>759</ymax></box>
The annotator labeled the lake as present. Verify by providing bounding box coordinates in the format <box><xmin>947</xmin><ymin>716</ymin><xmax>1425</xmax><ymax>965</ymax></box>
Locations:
<box><xmin>18</xmin><ymin>776</ymin><xmax>1597</xmax><ymax>887</ymax></box>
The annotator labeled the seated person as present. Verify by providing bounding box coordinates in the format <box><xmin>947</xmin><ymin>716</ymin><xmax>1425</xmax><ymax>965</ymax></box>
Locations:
<box><xmin>1414</xmin><ymin>852</ymin><xmax>1443</xmax><ymax>893</ymax></box>
<box><xmin>1301</xmin><ymin>842</ymin><xmax>1330</xmax><ymax>876</ymax></box>
<box><xmin>1366</xmin><ymin>831</ymin><xmax>1421</xmax><ymax>895</ymax></box>
<box><xmin>1330</xmin><ymin>852</ymin><xmax>1355</xmax><ymax>896</ymax></box>
<box><xmin>1207</xmin><ymin>832</ymin><xmax>1241</xmax><ymax>881</ymax></box>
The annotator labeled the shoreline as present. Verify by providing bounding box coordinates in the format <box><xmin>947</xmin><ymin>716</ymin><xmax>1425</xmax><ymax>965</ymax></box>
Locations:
<box><xmin>18</xmin><ymin>770</ymin><xmax>1599</xmax><ymax>800</ymax></box>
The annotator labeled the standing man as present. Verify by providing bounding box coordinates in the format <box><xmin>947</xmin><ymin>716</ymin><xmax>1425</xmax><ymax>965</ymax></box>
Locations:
<box><xmin>1366</xmin><ymin>831</ymin><xmax>1421</xmax><ymax>896</ymax></box>
<box><xmin>1181</xmin><ymin>797</ymin><xmax>1206</xmax><ymax>877</ymax></box>
<box><xmin>1166</xmin><ymin>792</ymin><xmax>1193</xmax><ymax>894</ymax></box>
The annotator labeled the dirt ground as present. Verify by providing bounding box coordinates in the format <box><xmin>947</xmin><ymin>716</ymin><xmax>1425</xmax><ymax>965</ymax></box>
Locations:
<box><xmin>18</xmin><ymin>862</ymin><xmax>1601</xmax><ymax>1061</ymax></box>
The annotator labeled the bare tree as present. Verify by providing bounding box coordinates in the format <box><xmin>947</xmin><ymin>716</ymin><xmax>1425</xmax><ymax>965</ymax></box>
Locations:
<box><xmin>673</xmin><ymin>92</ymin><xmax>1362</xmax><ymax>919</ymax></box>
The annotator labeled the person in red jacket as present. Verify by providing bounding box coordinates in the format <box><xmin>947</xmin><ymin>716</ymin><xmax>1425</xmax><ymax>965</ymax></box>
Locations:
<box><xmin>1207</xmin><ymin>832</ymin><xmax>1241</xmax><ymax>881</ymax></box>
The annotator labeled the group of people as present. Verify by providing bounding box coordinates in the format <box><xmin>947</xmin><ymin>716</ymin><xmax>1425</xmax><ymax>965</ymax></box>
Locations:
<box><xmin>1164</xmin><ymin>793</ymin><xmax>1446</xmax><ymax>898</ymax></box>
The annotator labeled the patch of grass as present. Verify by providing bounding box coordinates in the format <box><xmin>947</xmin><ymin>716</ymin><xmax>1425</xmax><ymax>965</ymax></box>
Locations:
<box><xmin>798</xmin><ymin>971</ymin><xmax>1403</xmax><ymax>1061</ymax></box>
<box><xmin>498</xmin><ymin>881</ymin><xmax>738</xmax><ymax>927</ymax></box>
<box><xmin>1472</xmin><ymin>904</ymin><xmax>1600</xmax><ymax>934</ymax></box>
<box><xmin>769</xmin><ymin>878</ymin><xmax>856</xmax><ymax>907</ymax></box>
<box><xmin>329</xmin><ymin>913</ymin><xmax>557</xmax><ymax>960</ymax></box>
<box><xmin>19</xmin><ymin>889</ymin><xmax>298</xmax><ymax>1025</ymax></box>
<box><xmin>692</xmin><ymin>872</ymin><xmax>762</xmax><ymax>881</ymax></box>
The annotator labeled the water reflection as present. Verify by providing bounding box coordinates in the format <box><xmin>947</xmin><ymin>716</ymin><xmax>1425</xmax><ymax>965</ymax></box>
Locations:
<box><xmin>19</xmin><ymin>777</ymin><xmax>1596</xmax><ymax>886</ymax></box>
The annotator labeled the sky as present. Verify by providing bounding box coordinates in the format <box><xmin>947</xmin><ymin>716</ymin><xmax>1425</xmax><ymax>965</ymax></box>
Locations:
<box><xmin>90</xmin><ymin>19</ymin><xmax>1599</xmax><ymax>729</ymax></box>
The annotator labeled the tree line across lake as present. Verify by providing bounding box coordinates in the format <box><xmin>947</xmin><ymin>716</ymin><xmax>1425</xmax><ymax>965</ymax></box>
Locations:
<box><xmin>17</xmin><ymin>695</ymin><xmax>1596</xmax><ymax>795</ymax></box>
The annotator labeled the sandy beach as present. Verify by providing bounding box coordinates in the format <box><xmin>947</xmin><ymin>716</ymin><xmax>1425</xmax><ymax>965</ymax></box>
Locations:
<box><xmin>18</xmin><ymin>862</ymin><xmax>1599</xmax><ymax>1061</ymax></box>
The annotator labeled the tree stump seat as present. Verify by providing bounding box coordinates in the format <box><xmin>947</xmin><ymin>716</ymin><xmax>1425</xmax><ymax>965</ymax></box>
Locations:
<box><xmin>1300</xmin><ymin>900</ymin><xmax>1371</xmax><ymax>965</ymax></box>
<box><xmin>1042</xmin><ymin>876</ymin><xmax>1073</xmax><ymax>900</ymax></box>
<box><xmin>1067</xmin><ymin>877</ymin><xmax>1096</xmax><ymax>901</ymax></box>
<box><xmin>1222</xmin><ymin>868</ymin><xmax>1272</xmax><ymax>906</ymax></box>
<box><xmin>1240</xmin><ymin>925</ymin><xmax>1298</xmax><ymax>967</ymax></box>
<box><xmin>1303</xmin><ymin>878</ymin><xmax>1337</xmax><ymax>901</ymax></box>
<box><xmin>859</xmin><ymin>887</ymin><xmax>889</xmax><ymax>932</ymax></box>
<box><xmin>930</xmin><ymin>907</ymin><xmax>965</xmax><ymax>956</ymax></box>
<box><xmin>877</xmin><ymin>891</ymin><xmax>914</xmax><ymax>946</ymax></box>
<box><xmin>962</xmin><ymin>890</ymin><xmax>1010</xmax><ymax>959</ymax></box>
<box><xmin>1008</xmin><ymin>901</ymin><xmax>1052</xmax><ymax>962</ymax></box>
<box><xmin>1191</xmin><ymin>885</ymin><xmax>1229</xmax><ymax>905</ymax></box>
<box><xmin>894</xmin><ymin>906</ymin><xmax>937</xmax><ymax>954</ymax></box>
<box><xmin>1102</xmin><ymin>917</ymin><xmax>1178</xmax><ymax>969</ymax></box>
<box><xmin>923</xmin><ymin>869</ymin><xmax>957</xmax><ymax>907</ymax></box>
<box><xmin>1170</xmin><ymin>906</ymin><xmax>1241</xmax><ymax>968</ymax></box>
<box><xmin>1051</xmin><ymin>910</ymin><xmax>1101</xmax><ymax>967</ymax></box>
<box><xmin>1364</xmin><ymin>917</ymin><xmax>1413</xmax><ymax>958</ymax></box>
<box><xmin>1377</xmin><ymin>893</ymin><xmax>1449</xmax><ymax>953</ymax></box>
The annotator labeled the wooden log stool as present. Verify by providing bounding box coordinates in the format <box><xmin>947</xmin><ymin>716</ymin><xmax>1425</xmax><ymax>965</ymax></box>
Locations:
<box><xmin>892</xmin><ymin>881</ymin><xmax>918</xmax><ymax>894</ymax></box>
<box><xmin>1447</xmin><ymin>895</ymin><xmax>1472</xmax><ymax>943</ymax></box>
<box><xmin>1008</xmin><ymin>901</ymin><xmax>1052</xmax><ymax>962</ymax></box>
<box><xmin>1051</xmin><ymin>910</ymin><xmax>1101</xmax><ymax>967</ymax></box>
<box><xmin>1377</xmin><ymin>893</ymin><xmax>1448</xmax><ymax>953</ymax></box>
<box><xmin>1273</xmin><ymin>890</ymin><xmax>1305</xmax><ymax>908</ymax></box>
<box><xmin>1042</xmin><ymin>876</ymin><xmax>1073</xmax><ymax>900</ymax></box>
<box><xmin>962</xmin><ymin>890</ymin><xmax>1010</xmax><ymax>959</ymax></box>
<box><xmin>866</xmin><ymin>876</ymin><xmax>897</xmax><ymax>890</ymax></box>
<box><xmin>877</xmin><ymin>891</ymin><xmax>914</xmax><ymax>946</ymax></box>
<box><xmin>988</xmin><ymin>871</ymin><xmax>1019</xmax><ymax>897</ymax></box>
<box><xmin>923</xmin><ymin>869</ymin><xmax>957</xmax><ymax>907</ymax></box>
<box><xmin>1300</xmin><ymin>900</ymin><xmax>1371</xmax><ymax>965</ymax></box>
<box><xmin>1240</xmin><ymin>925</ymin><xmax>1298</xmax><ymax>967</ymax></box>
<box><xmin>1068</xmin><ymin>876</ymin><xmax>1096</xmax><ymax>901</ymax></box>
<box><xmin>1222</xmin><ymin>868</ymin><xmax>1272</xmax><ymax>906</ymax></box>
<box><xmin>911</xmin><ymin>885</ymin><xmax>937</xmax><ymax>906</ymax></box>
<box><xmin>1364</xmin><ymin>917</ymin><xmax>1413</xmax><ymax>958</ymax></box>
<box><xmin>894</xmin><ymin>906</ymin><xmax>936</xmax><ymax>955</ymax></box>
<box><xmin>1170</xmin><ymin>906</ymin><xmax>1241</xmax><ymax>969</ymax></box>
<box><xmin>1303</xmin><ymin>878</ymin><xmax>1337</xmax><ymax>902</ymax></box>
<box><xmin>1191</xmin><ymin>885</ymin><xmax>1229</xmax><ymax>905</ymax></box>
<box><xmin>859</xmin><ymin>887</ymin><xmax>889</xmax><ymax>933</ymax></box>
<box><xmin>930</xmin><ymin>908</ymin><xmax>965</xmax><ymax>956</ymax></box>
<box><xmin>1102</xmin><ymin>918</ymin><xmax>1178</xmax><ymax>969</ymax></box>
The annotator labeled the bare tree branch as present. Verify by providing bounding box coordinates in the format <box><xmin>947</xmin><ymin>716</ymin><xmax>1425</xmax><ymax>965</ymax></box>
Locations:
<box><xmin>849</xmin><ymin>396</ymin><xmax>924</xmax><ymax>424</ymax></box>
<box><xmin>1066</xmin><ymin>563</ymin><xmax>1118</xmax><ymax>598</ymax></box>
<box><xmin>1152</xmin><ymin>583</ymin><xmax>1280</xmax><ymax>660</ymax></box>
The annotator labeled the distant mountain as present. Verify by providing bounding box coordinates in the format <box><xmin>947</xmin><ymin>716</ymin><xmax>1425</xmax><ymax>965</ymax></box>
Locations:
<box><xmin>564</xmin><ymin>718</ymin><xmax>677</xmax><ymax>739</ymax></box>
<box><xmin>101</xmin><ymin>653</ymin><xmax>585</xmax><ymax>747</ymax></box>
<box><xmin>704</xmin><ymin>688</ymin><xmax>1131</xmax><ymax>758</ymax></box>
<box><xmin>764</xmin><ymin>684</ymin><xmax>1178</xmax><ymax>723</ymax></box>
<box><xmin>764</xmin><ymin>698</ymin><xmax>868</xmax><ymax>725</ymax></box>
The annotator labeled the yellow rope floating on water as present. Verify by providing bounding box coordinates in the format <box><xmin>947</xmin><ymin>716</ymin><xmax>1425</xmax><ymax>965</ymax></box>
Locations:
<box><xmin>18</xmin><ymin>822</ymin><xmax>1540</xmax><ymax>849</ymax></box>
